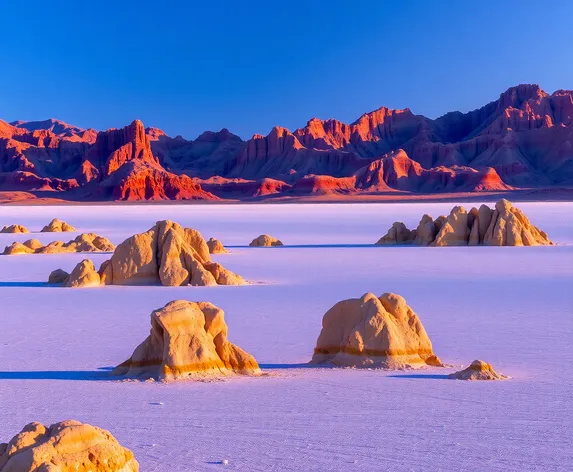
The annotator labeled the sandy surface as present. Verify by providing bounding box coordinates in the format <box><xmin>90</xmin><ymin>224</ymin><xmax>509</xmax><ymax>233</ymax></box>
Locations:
<box><xmin>0</xmin><ymin>203</ymin><xmax>571</xmax><ymax>471</ymax></box>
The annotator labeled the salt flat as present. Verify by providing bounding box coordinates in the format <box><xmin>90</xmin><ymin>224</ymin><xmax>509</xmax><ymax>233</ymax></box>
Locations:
<box><xmin>0</xmin><ymin>202</ymin><xmax>571</xmax><ymax>471</ymax></box>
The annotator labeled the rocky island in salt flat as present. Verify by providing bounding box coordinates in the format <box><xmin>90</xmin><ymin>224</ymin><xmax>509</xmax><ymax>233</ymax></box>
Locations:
<box><xmin>249</xmin><ymin>234</ymin><xmax>283</xmax><ymax>247</ymax></box>
<box><xmin>112</xmin><ymin>300</ymin><xmax>261</xmax><ymax>381</ymax></box>
<box><xmin>449</xmin><ymin>360</ymin><xmax>509</xmax><ymax>380</ymax></box>
<box><xmin>376</xmin><ymin>199</ymin><xmax>552</xmax><ymax>246</ymax></box>
<box><xmin>0</xmin><ymin>420</ymin><xmax>139</xmax><ymax>472</ymax></box>
<box><xmin>41</xmin><ymin>218</ymin><xmax>76</xmax><ymax>232</ymax></box>
<box><xmin>207</xmin><ymin>237</ymin><xmax>228</xmax><ymax>254</ymax></box>
<box><xmin>0</xmin><ymin>224</ymin><xmax>29</xmax><ymax>234</ymax></box>
<box><xmin>311</xmin><ymin>292</ymin><xmax>442</xmax><ymax>368</ymax></box>
<box><xmin>48</xmin><ymin>220</ymin><xmax>246</xmax><ymax>287</ymax></box>
<box><xmin>3</xmin><ymin>233</ymin><xmax>114</xmax><ymax>255</ymax></box>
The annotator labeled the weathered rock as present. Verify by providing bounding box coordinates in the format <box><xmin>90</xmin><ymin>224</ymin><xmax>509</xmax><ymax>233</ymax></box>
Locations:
<box><xmin>413</xmin><ymin>214</ymin><xmax>438</xmax><ymax>246</ymax></box>
<box><xmin>375</xmin><ymin>222</ymin><xmax>415</xmax><ymax>245</ymax></box>
<box><xmin>48</xmin><ymin>268</ymin><xmax>69</xmax><ymax>284</ymax></box>
<box><xmin>449</xmin><ymin>360</ymin><xmax>509</xmax><ymax>380</ymax></box>
<box><xmin>3</xmin><ymin>233</ymin><xmax>114</xmax><ymax>255</ymax></box>
<box><xmin>112</xmin><ymin>300</ymin><xmax>261</xmax><ymax>381</ymax></box>
<box><xmin>77</xmin><ymin>220</ymin><xmax>246</xmax><ymax>287</ymax></box>
<box><xmin>0</xmin><ymin>225</ymin><xmax>29</xmax><ymax>234</ymax></box>
<box><xmin>41</xmin><ymin>218</ymin><xmax>76</xmax><ymax>232</ymax></box>
<box><xmin>0</xmin><ymin>420</ymin><xmax>138</xmax><ymax>471</ymax></box>
<box><xmin>207</xmin><ymin>237</ymin><xmax>227</xmax><ymax>254</ymax></box>
<box><xmin>311</xmin><ymin>292</ymin><xmax>442</xmax><ymax>368</ymax></box>
<box><xmin>249</xmin><ymin>234</ymin><xmax>283</xmax><ymax>247</ymax></box>
<box><xmin>64</xmin><ymin>259</ymin><xmax>101</xmax><ymax>288</ymax></box>
<box><xmin>375</xmin><ymin>200</ymin><xmax>552</xmax><ymax>246</ymax></box>
<box><xmin>432</xmin><ymin>206</ymin><xmax>469</xmax><ymax>246</ymax></box>
<box><xmin>482</xmin><ymin>199</ymin><xmax>552</xmax><ymax>246</ymax></box>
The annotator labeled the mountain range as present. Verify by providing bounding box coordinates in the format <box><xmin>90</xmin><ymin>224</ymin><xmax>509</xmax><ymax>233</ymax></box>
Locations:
<box><xmin>1</xmin><ymin>84</ymin><xmax>572</xmax><ymax>202</ymax></box>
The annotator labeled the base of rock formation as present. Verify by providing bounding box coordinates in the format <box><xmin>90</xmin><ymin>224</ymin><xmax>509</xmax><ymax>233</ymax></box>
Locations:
<box><xmin>3</xmin><ymin>233</ymin><xmax>114</xmax><ymax>255</ymax></box>
<box><xmin>112</xmin><ymin>300</ymin><xmax>261</xmax><ymax>381</ymax></box>
<box><xmin>311</xmin><ymin>292</ymin><xmax>442</xmax><ymax>369</ymax></box>
<box><xmin>0</xmin><ymin>420</ymin><xmax>138</xmax><ymax>471</ymax></box>
<box><xmin>41</xmin><ymin>218</ymin><xmax>76</xmax><ymax>232</ymax></box>
<box><xmin>249</xmin><ymin>234</ymin><xmax>283</xmax><ymax>247</ymax></box>
<box><xmin>376</xmin><ymin>199</ymin><xmax>553</xmax><ymax>246</ymax></box>
<box><xmin>448</xmin><ymin>360</ymin><xmax>509</xmax><ymax>380</ymax></box>
<box><xmin>207</xmin><ymin>237</ymin><xmax>228</xmax><ymax>254</ymax></box>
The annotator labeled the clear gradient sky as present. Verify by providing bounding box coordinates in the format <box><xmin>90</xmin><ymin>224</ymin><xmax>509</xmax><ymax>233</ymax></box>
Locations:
<box><xmin>1</xmin><ymin>0</ymin><xmax>572</xmax><ymax>140</ymax></box>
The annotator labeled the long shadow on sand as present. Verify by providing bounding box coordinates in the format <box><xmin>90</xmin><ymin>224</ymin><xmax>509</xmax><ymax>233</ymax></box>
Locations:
<box><xmin>387</xmin><ymin>374</ymin><xmax>450</xmax><ymax>380</ymax></box>
<box><xmin>0</xmin><ymin>369</ymin><xmax>114</xmax><ymax>381</ymax></box>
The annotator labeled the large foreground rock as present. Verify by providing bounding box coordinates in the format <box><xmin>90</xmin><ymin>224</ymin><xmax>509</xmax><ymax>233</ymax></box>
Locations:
<box><xmin>47</xmin><ymin>220</ymin><xmax>246</xmax><ymax>287</ymax></box>
<box><xmin>41</xmin><ymin>218</ymin><xmax>76</xmax><ymax>232</ymax></box>
<box><xmin>112</xmin><ymin>300</ymin><xmax>261</xmax><ymax>381</ymax></box>
<box><xmin>0</xmin><ymin>225</ymin><xmax>29</xmax><ymax>234</ymax></box>
<box><xmin>376</xmin><ymin>199</ymin><xmax>552</xmax><ymax>247</ymax></box>
<box><xmin>0</xmin><ymin>420</ymin><xmax>138</xmax><ymax>471</ymax></box>
<box><xmin>249</xmin><ymin>234</ymin><xmax>283</xmax><ymax>247</ymax></box>
<box><xmin>449</xmin><ymin>360</ymin><xmax>509</xmax><ymax>380</ymax></box>
<box><xmin>311</xmin><ymin>292</ymin><xmax>442</xmax><ymax>368</ymax></box>
<box><xmin>3</xmin><ymin>233</ymin><xmax>114</xmax><ymax>255</ymax></box>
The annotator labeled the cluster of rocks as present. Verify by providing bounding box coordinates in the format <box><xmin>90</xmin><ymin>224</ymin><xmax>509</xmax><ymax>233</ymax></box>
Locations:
<box><xmin>3</xmin><ymin>233</ymin><xmax>114</xmax><ymax>255</ymax></box>
<box><xmin>249</xmin><ymin>234</ymin><xmax>283</xmax><ymax>247</ymax></box>
<box><xmin>376</xmin><ymin>199</ymin><xmax>552</xmax><ymax>246</ymax></box>
<box><xmin>48</xmin><ymin>220</ymin><xmax>246</xmax><ymax>287</ymax></box>
<box><xmin>0</xmin><ymin>420</ymin><xmax>138</xmax><ymax>471</ymax></box>
<box><xmin>113</xmin><ymin>300</ymin><xmax>261</xmax><ymax>381</ymax></box>
<box><xmin>0</xmin><ymin>218</ymin><xmax>76</xmax><ymax>234</ymax></box>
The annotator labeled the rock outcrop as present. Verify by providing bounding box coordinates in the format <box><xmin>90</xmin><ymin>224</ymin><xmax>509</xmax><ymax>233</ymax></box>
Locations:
<box><xmin>48</xmin><ymin>221</ymin><xmax>246</xmax><ymax>287</ymax></box>
<box><xmin>0</xmin><ymin>420</ymin><xmax>138</xmax><ymax>471</ymax></box>
<box><xmin>64</xmin><ymin>259</ymin><xmax>101</xmax><ymax>288</ymax></box>
<box><xmin>311</xmin><ymin>292</ymin><xmax>442</xmax><ymax>368</ymax></box>
<box><xmin>207</xmin><ymin>237</ymin><xmax>227</xmax><ymax>254</ymax></box>
<box><xmin>41</xmin><ymin>218</ymin><xmax>76</xmax><ymax>232</ymax></box>
<box><xmin>0</xmin><ymin>224</ymin><xmax>29</xmax><ymax>234</ymax></box>
<box><xmin>249</xmin><ymin>234</ymin><xmax>283</xmax><ymax>247</ymax></box>
<box><xmin>376</xmin><ymin>199</ymin><xmax>552</xmax><ymax>246</ymax></box>
<box><xmin>3</xmin><ymin>233</ymin><xmax>114</xmax><ymax>255</ymax></box>
<box><xmin>112</xmin><ymin>300</ymin><xmax>261</xmax><ymax>381</ymax></box>
<box><xmin>448</xmin><ymin>360</ymin><xmax>509</xmax><ymax>380</ymax></box>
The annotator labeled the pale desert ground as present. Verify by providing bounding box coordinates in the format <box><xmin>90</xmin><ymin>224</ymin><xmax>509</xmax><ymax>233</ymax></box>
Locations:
<box><xmin>0</xmin><ymin>203</ymin><xmax>571</xmax><ymax>471</ymax></box>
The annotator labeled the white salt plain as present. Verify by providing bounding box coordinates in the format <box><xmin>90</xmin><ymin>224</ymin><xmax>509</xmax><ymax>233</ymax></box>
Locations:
<box><xmin>0</xmin><ymin>202</ymin><xmax>571</xmax><ymax>471</ymax></box>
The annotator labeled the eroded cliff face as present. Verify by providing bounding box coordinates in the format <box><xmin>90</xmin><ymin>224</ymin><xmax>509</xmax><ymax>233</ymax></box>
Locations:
<box><xmin>1</xmin><ymin>84</ymin><xmax>572</xmax><ymax>201</ymax></box>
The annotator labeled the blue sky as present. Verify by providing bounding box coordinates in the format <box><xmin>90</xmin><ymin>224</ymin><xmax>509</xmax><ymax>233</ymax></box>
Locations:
<box><xmin>1</xmin><ymin>1</ymin><xmax>571</xmax><ymax>139</ymax></box>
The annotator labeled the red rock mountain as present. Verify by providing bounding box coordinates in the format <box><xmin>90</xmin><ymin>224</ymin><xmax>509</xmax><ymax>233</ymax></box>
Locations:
<box><xmin>1</xmin><ymin>84</ymin><xmax>571</xmax><ymax>201</ymax></box>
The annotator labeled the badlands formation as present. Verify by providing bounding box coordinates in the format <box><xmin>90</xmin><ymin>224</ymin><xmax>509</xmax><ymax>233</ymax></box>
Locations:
<box><xmin>449</xmin><ymin>360</ymin><xmax>509</xmax><ymax>380</ymax></box>
<box><xmin>2</xmin><ymin>85</ymin><xmax>572</xmax><ymax>202</ymax></box>
<box><xmin>311</xmin><ymin>292</ymin><xmax>442</xmax><ymax>368</ymax></box>
<box><xmin>376</xmin><ymin>199</ymin><xmax>553</xmax><ymax>246</ymax></box>
<box><xmin>0</xmin><ymin>420</ymin><xmax>138</xmax><ymax>471</ymax></box>
<box><xmin>0</xmin><ymin>224</ymin><xmax>28</xmax><ymax>234</ymax></box>
<box><xmin>249</xmin><ymin>234</ymin><xmax>284</xmax><ymax>247</ymax></box>
<box><xmin>207</xmin><ymin>237</ymin><xmax>227</xmax><ymax>254</ymax></box>
<box><xmin>2</xmin><ymin>233</ymin><xmax>114</xmax><ymax>255</ymax></box>
<box><xmin>48</xmin><ymin>220</ymin><xmax>246</xmax><ymax>287</ymax></box>
<box><xmin>41</xmin><ymin>218</ymin><xmax>76</xmax><ymax>232</ymax></box>
<box><xmin>112</xmin><ymin>300</ymin><xmax>261</xmax><ymax>381</ymax></box>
